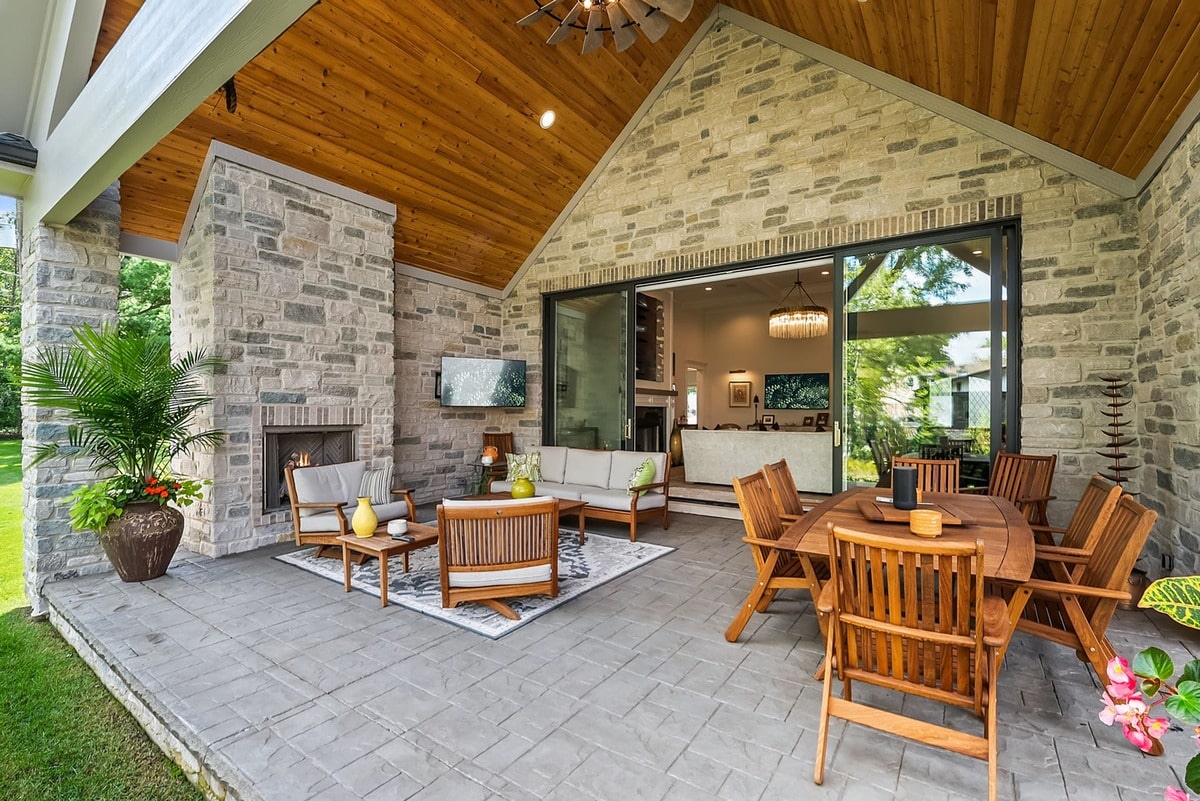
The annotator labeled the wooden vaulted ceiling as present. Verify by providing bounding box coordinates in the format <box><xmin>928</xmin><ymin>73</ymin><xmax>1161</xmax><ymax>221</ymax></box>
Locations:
<box><xmin>96</xmin><ymin>1</ymin><xmax>1200</xmax><ymax>291</ymax></box>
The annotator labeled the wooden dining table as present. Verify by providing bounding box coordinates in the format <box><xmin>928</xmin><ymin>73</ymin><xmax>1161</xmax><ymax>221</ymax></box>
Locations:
<box><xmin>778</xmin><ymin>486</ymin><xmax>1036</xmax><ymax>654</ymax></box>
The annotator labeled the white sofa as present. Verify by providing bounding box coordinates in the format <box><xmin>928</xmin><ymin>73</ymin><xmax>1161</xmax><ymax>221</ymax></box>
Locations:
<box><xmin>489</xmin><ymin>446</ymin><xmax>671</xmax><ymax>541</ymax></box>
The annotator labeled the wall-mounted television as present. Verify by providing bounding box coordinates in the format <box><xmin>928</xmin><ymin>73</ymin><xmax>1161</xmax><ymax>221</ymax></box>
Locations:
<box><xmin>764</xmin><ymin>372</ymin><xmax>830</xmax><ymax>410</ymax></box>
<box><xmin>438</xmin><ymin>356</ymin><xmax>527</xmax><ymax>408</ymax></box>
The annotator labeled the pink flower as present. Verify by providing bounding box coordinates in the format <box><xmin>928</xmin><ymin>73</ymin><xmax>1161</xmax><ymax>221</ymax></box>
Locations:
<box><xmin>1193</xmin><ymin>725</ymin><xmax>1200</xmax><ymax>749</ymax></box>
<box><xmin>1106</xmin><ymin>656</ymin><xmax>1140</xmax><ymax>699</ymax></box>
<box><xmin>1100</xmin><ymin>692</ymin><xmax>1147</xmax><ymax>726</ymax></box>
<box><xmin>1122</xmin><ymin>721</ymin><xmax>1156</xmax><ymax>753</ymax></box>
<box><xmin>1165</xmin><ymin>787</ymin><xmax>1191</xmax><ymax>801</ymax></box>
<box><xmin>1145</xmin><ymin>716</ymin><xmax>1171</xmax><ymax>740</ymax></box>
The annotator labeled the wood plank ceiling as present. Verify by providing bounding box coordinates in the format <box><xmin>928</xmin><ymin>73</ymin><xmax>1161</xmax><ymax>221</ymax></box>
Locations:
<box><xmin>95</xmin><ymin>1</ymin><xmax>1200</xmax><ymax>291</ymax></box>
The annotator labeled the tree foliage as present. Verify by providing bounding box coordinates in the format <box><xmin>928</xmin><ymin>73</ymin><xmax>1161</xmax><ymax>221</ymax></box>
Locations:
<box><xmin>117</xmin><ymin>257</ymin><xmax>171</xmax><ymax>343</ymax></box>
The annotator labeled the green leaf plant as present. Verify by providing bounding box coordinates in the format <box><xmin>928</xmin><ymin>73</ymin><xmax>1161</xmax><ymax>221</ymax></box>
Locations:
<box><xmin>20</xmin><ymin>325</ymin><xmax>224</xmax><ymax>534</ymax></box>
<box><xmin>1100</xmin><ymin>577</ymin><xmax>1200</xmax><ymax>800</ymax></box>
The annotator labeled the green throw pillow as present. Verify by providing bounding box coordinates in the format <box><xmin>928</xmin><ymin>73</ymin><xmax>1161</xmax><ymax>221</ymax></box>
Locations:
<box><xmin>506</xmin><ymin>452</ymin><xmax>542</xmax><ymax>482</ymax></box>
<box><xmin>627</xmin><ymin>458</ymin><xmax>656</xmax><ymax>497</ymax></box>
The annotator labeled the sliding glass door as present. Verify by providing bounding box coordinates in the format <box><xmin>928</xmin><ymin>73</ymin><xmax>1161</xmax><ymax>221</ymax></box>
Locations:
<box><xmin>545</xmin><ymin>290</ymin><xmax>630</xmax><ymax>450</ymax></box>
<box><xmin>836</xmin><ymin>225</ymin><xmax>1018</xmax><ymax>489</ymax></box>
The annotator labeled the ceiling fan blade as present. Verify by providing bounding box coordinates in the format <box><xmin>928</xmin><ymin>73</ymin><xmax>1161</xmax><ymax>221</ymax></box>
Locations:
<box><xmin>621</xmin><ymin>0</ymin><xmax>669</xmax><ymax>42</ymax></box>
<box><xmin>607</xmin><ymin>4</ymin><xmax>638</xmax><ymax>51</ymax></box>
<box><xmin>654</xmin><ymin>0</ymin><xmax>694</xmax><ymax>22</ymax></box>
<box><xmin>581</xmin><ymin>8</ymin><xmax>604</xmax><ymax>54</ymax></box>
<box><xmin>546</xmin><ymin>2</ymin><xmax>584</xmax><ymax>45</ymax></box>
<box><xmin>517</xmin><ymin>0</ymin><xmax>570</xmax><ymax>26</ymax></box>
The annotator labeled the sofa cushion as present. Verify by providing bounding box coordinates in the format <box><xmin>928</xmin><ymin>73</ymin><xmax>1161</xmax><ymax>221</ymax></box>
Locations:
<box><xmin>564</xmin><ymin>449</ymin><xmax>612</xmax><ymax>488</ymax></box>
<box><xmin>296</xmin><ymin>497</ymin><xmax>410</xmax><ymax>533</ymax></box>
<box><xmin>607</xmin><ymin>451</ymin><xmax>666</xmax><ymax>494</ymax></box>
<box><xmin>447</xmin><ymin>564</ymin><xmax>552</xmax><ymax>588</ymax></box>
<box><xmin>579</xmin><ymin>487</ymin><xmax>666</xmax><ymax>511</ymax></box>
<box><xmin>505</xmin><ymin>452</ymin><xmax>541</xmax><ymax>482</ymax></box>
<box><xmin>291</xmin><ymin>461</ymin><xmax>367</xmax><ymax>517</ymax></box>
<box><xmin>537</xmin><ymin>446</ymin><xmax>569</xmax><ymax>484</ymax></box>
<box><xmin>441</xmin><ymin>496</ymin><xmax>554</xmax><ymax>510</ymax></box>
<box><xmin>536</xmin><ymin>483</ymin><xmax>587</xmax><ymax>502</ymax></box>
<box><xmin>371</xmin><ymin>499</ymin><xmax>411</xmax><ymax>522</ymax></box>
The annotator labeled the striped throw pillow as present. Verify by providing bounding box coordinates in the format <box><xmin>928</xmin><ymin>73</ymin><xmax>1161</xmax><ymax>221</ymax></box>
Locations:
<box><xmin>360</xmin><ymin>466</ymin><xmax>393</xmax><ymax>505</ymax></box>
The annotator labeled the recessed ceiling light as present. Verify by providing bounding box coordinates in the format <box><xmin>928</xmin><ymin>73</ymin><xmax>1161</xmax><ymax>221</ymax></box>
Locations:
<box><xmin>539</xmin><ymin>110</ymin><xmax>556</xmax><ymax>129</ymax></box>
<box><xmin>972</xmin><ymin>250</ymin><xmax>983</xmax><ymax>255</ymax></box>
<box><xmin>821</xmin><ymin>270</ymin><xmax>830</xmax><ymax>275</ymax></box>
<box><xmin>704</xmin><ymin>286</ymin><xmax>713</xmax><ymax>291</ymax></box>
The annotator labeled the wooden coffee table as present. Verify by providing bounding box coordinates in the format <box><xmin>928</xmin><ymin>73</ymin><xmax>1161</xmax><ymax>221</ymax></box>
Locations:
<box><xmin>463</xmin><ymin>493</ymin><xmax>588</xmax><ymax>543</ymax></box>
<box><xmin>336</xmin><ymin>521</ymin><xmax>438</xmax><ymax>607</ymax></box>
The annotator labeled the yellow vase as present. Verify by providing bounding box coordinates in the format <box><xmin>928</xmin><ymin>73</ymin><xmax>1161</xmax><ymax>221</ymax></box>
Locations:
<box><xmin>352</xmin><ymin>496</ymin><xmax>378</xmax><ymax>537</ymax></box>
<box><xmin>511</xmin><ymin>478</ymin><xmax>535</xmax><ymax>499</ymax></box>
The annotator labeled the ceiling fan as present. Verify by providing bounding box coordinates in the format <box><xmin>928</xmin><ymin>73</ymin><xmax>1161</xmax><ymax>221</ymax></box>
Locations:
<box><xmin>517</xmin><ymin>0</ymin><xmax>694</xmax><ymax>55</ymax></box>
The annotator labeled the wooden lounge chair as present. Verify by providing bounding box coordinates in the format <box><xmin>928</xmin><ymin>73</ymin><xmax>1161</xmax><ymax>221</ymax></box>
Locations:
<box><xmin>891</xmin><ymin>456</ymin><xmax>960</xmax><ymax>493</ymax></box>
<box><xmin>965</xmin><ymin>451</ymin><xmax>1057</xmax><ymax>526</ymax></box>
<box><xmin>285</xmin><ymin>461</ymin><xmax>416</xmax><ymax>558</ymax></box>
<box><xmin>437</xmin><ymin>497</ymin><xmax>559</xmax><ymax>620</ymax></box>
<box><xmin>763</xmin><ymin>458</ymin><xmax>806</xmax><ymax>524</ymax></box>
<box><xmin>814</xmin><ymin>525</ymin><xmax>1006</xmax><ymax>801</ymax></box>
<box><xmin>725</xmin><ymin>470</ymin><xmax>825</xmax><ymax>642</ymax></box>
<box><xmin>1010</xmin><ymin>493</ymin><xmax>1157</xmax><ymax>682</ymax></box>
<box><xmin>1029</xmin><ymin>474</ymin><xmax>1123</xmax><ymax>579</ymax></box>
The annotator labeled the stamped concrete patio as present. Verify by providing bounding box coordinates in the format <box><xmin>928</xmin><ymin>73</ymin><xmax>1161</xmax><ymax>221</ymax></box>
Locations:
<box><xmin>43</xmin><ymin>512</ymin><xmax>1190</xmax><ymax>801</ymax></box>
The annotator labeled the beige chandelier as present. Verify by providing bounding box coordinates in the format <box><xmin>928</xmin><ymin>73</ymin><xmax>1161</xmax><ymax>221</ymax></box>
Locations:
<box><xmin>768</xmin><ymin>275</ymin><xmax>829</xmax><ymax>339</ymax></box>
<box><xmin>518</xmin><ymin>0</ymin><xmax>694</xmax><ymax>54</ymax></box>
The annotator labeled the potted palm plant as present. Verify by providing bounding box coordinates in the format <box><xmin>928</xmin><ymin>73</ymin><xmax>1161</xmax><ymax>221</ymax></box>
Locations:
<box><xmin>22</xmin><ymin>324</ymin><xmax>225</xmax><ymax>581</ymax></box>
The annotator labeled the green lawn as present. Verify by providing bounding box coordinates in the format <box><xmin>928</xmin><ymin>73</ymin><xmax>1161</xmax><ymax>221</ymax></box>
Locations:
<box><xmin>0</xmin><ymin>439</ymin><xmax>204</xmax><ymax>801</ymax></box>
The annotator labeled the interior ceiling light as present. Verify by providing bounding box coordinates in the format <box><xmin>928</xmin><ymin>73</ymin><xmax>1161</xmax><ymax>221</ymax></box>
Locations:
<box><xmin>539</xmin><ymin>110</ymin><xmax>557</xmax><ymax>129</ymax></box>
<box><xmin>768</xmin><ymin>272</ymin><xmax>829</xmax><ymax>339</ymax></box>
<box><xmin>518</xmin><ymin>0</ymin><xmax>694</xmax><ymax>55</ymax></box>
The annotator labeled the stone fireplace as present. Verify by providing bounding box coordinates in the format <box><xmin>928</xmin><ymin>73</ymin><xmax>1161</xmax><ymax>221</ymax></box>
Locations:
<box><xmin>172</xmin><ymin>147</ymin><xmax>398</xmax><ymax>557</ymax></box>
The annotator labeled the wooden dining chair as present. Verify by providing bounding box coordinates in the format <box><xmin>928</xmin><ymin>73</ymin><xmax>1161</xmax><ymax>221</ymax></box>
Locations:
<box><xmin>437</xmin><ymin>497</ymin><xmax>559</xmax><ymax>620</ymax></box>
<box><xmin>725</xmin><ymin>471</ymin><xmax>825</xmax><ymax>642</ymax></box>
<box><xmin>966</xmin><ymin>451</ymin><xmax>1057</xmax><ymax>526</ymax></box>
<box><xmin>482</xmin><ymin>431</ymin><xmax>515</xmax><ymax>481</ymax></box>
<box><xmin>1031</xmin><ymin>474</ymin><xmax>1122</xmax><ymax>563</ymax></box>
<box><xmin>814</xmin><ymin>524</ymin><xmax>1006</xmax><ymax>801</ymax></box>
<box><xmin>867</xmin><ymin>438</ymin><xmax>893</xmax><ymax>488</ymax></box>
<box><xmin>1009</xmin><ymin>493</ymin><xmax>1157</xmax><ymax>682</ymax></box>
<box><xmin>891</xmin><ymin>456</ymin><xmax>960</xmax><ymax>493</ymax></box>
<box><xmin>763</xmin><ymin>459</ymin><xmax>806</xmax><ymax>524</ymax></box>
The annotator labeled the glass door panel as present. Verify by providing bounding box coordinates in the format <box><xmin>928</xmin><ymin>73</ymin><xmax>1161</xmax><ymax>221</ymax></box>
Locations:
<box><xmin>839</xmin><ymin>233</ymin><xmax>1009</xmax><ymax>489</ymax></box>
<box><xmin>550</xmin><ymin>291</ymin><xmax>629</xmax><ymax>450</ymax></box>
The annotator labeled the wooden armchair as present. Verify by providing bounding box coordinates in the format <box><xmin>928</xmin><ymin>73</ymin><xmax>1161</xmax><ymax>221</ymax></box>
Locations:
<box><xmin>764</xmin><ymin>459</ymin><xmax>806</xmax><ymax>524</ymax></box>
<box><xmin>285</xmin><ymin>461</ymin><xmax>416</xmax><ymax>558</ymax></box>
<box><xmin>964</xmin><ymin>451</ymin><xmax>1057</xmax><ymax>526</ymax></box>
<box><xmin>1008</xmin><ymin>493</ymin><xmax>1157</xmax><ymax>682</ymax></box>
<box><xmin>1030</xmin><ymin>474</ymin><xmax>1122</xmax><ymax>571</ymax></box>
<box><xmin>725</xmin><ymin>470</ymin><xmax>826</xmax><ymax>642</ymax></box>
<box><xmin>482</xmin><ymin>431</ymin><xmax>515</xmax><ymax>482</ymax></box>
<box><xmin>891</xmin><ymin>456</ymin><xmax>960</xmax><ymax>493</ymax></box>
<box><xmin>437</xmin><ymin>497</ymin><xmax>559</xmax><ymax>620</ymax></box>
<box><xmin>815</xmin><ymin>525</ymin><xmax>1006</xmax><ymax>801</ymax></box>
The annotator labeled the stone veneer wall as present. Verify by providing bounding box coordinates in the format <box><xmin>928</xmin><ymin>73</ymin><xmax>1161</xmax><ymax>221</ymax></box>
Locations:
<box><xmin>1136</xmin><ymin>119</ymin><xmax>1200</xmax><ymax>575</ymax></box>
<box><xmin>503</xmin><ymin>21</ymin><xmax>1143</xmax><ymax>522</ymax></box>
<box><xmin>21</xmin><ymin>185</ymin><xmax>122</xmax><ymax>611</ymax></box>
<box><xmin>174</xmin><ymin>157</ymin><xmax>397</xmax><ymax>556</ymax></box>
<box><xmin>393</xmin><ymin>274</ymin><xmax>519</xmax><ymax>501</ymax></box>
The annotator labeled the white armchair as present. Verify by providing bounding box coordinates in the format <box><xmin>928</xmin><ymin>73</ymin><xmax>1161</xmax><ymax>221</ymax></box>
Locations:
<box><xmin>285</xmin><ymin>461</ymin><xmax>416</xmax><ymax>557</ymax></box>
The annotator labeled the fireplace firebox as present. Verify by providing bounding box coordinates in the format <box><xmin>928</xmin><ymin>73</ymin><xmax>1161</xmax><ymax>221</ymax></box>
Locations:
<box><xmin>263</xmin><ymin>426</ymin><xmax>356</xmax><ymax>513</ymax></box>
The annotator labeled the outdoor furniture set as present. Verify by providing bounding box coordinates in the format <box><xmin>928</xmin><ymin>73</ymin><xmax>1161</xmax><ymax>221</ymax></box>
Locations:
<box><xmin>726</xmin><ymin>454</ymin><xmax>1157</xmax><ymax>801</ymax></box>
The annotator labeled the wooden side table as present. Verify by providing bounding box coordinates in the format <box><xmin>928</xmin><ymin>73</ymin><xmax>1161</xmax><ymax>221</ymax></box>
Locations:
<box><xmin>337</xmin><ymin>521</ymin><xmax>438</xmax><ymax>607</ymax></box>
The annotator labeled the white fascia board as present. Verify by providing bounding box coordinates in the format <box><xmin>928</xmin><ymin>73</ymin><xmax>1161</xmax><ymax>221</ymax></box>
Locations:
<box><xmin>23</xmin><ymin>0</ymin><xmax>317</xmax><ymax>230</ymax></box>
<box><xmin>24</xmin><ymin>0</ymin><xmax>106</xmax><ymax>145</ymax></box>
<box><xmin>396</xmin><ymin>262</ymin><xmax>504</xmax><ymax>300</ymax></box>
<box><xmin>119</xmin><ymin>232</ymin><xmax>178</xmax><ymax>264</ymax></box>
<box><xmin>720</xmin><ymin>7</ymin><xmax>1139</xmax><ymax>199</ymax></box>
<box><xmin>500</xmin><ymin>6</ymin><xmax>722</xmax><ymax>299</ymax></box>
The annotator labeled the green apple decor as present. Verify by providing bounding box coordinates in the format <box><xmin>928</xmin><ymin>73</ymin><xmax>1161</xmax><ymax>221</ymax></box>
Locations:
<box><xmin>22</xmin><ymin>325</ymin><xmax>225</xmax><ymax>582</ymax></box>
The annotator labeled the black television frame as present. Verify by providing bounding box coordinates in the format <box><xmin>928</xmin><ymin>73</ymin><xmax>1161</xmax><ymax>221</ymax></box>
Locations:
<box><xmin>437</xmin><ymin>356</ymin><xmax>527</xmax><ymax>408</ymax></box>
<box><xmin>763</xmin><ymin>371</ymin><xmax>830</xmax><ymax>410</ymax></box>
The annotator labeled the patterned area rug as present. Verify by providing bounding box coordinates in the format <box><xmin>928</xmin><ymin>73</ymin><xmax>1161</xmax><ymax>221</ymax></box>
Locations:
<box><xmin>274</xmin><ymin>530</ymin><xmax>675</xmax><ymax>638</ymax></box>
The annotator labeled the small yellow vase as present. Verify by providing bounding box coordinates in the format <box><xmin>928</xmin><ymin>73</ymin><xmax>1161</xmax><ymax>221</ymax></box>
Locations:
<box><xmin>510</xmin><ymin>478</ymin><xmax>535</xmax><ymax>499</ymax></box>
<box><xmin>352</xmin><ymin>496</ymin><xmax>378</xmax><ymax>537</ymax></box>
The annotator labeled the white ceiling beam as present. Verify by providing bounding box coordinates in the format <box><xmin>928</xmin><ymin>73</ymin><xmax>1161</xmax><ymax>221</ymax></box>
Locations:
<box><xmin>23</xmin><ymin>0</ymin><xmax>106</xmax><ymax>146</ymax></box>
<box><xmin>23</xmin><ymin>0</ymin><xmax>316</xmax><ymax>227</ymax></box>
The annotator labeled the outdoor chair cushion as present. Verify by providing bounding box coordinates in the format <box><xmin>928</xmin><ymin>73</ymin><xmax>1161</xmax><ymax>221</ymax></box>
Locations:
<box><xmin>290</xmin><ymin>460</ymin><xmax>368</xmax><ymax>517</ymax></box>
<box><xmin>608</xmin><ymin>451</ymin><xmax>666</xmax><ymax>494</ymax></box>
<box><xmin>296</xmin><ymin>498</ymin><xmax>411</xmax><ymax>533</ymax></box>
<box><xmin>537</xmin><ymin>446</ymin><xmax>569</xmax><ymax>484</ymax></box>
<box><xmin>580</xmin><ymin>487</ymin><xmax>667</xmax><ymax>511</ymax></box>
<box><xmin>447</xmin><ymin>564</ymin><xmax>553</xmax><ymax>589</ymax></box>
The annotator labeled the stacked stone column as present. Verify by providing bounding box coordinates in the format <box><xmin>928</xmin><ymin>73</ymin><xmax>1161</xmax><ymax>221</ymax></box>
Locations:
<box><xmin>20</xmin><ymin>185</ymin><xmax>122</xmax><ymax>613</ymax></box>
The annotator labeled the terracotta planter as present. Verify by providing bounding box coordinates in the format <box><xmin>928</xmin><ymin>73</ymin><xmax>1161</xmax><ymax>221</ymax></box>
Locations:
<box><xmin>100</xmin><ymin>501</ymin><xmax>185</xmax><ymax>582</ymax></box>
